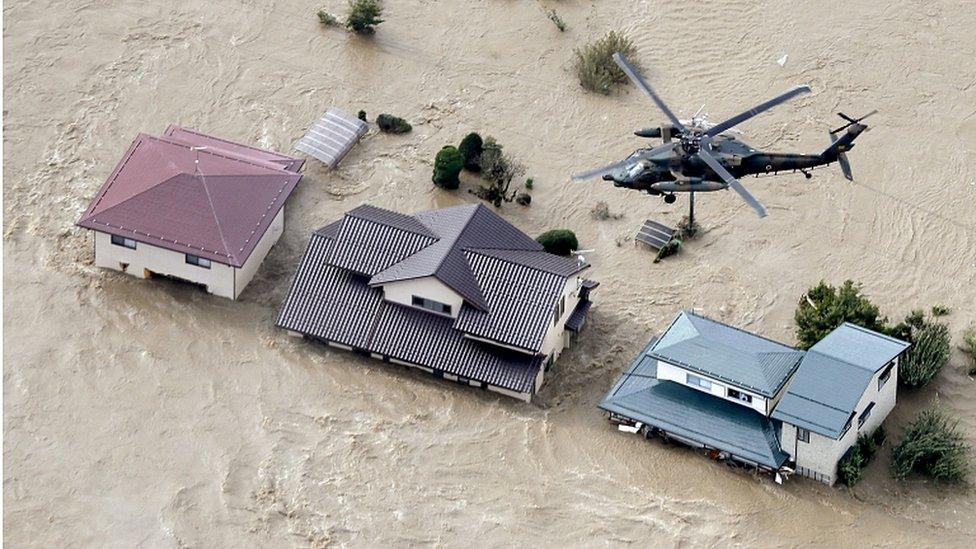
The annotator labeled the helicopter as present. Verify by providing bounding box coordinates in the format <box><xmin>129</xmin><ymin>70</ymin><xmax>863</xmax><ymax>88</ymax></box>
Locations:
<box><xmin>572</xmin><ymin>53</ymin><xmax>875</xmax><ymax>218</ymax></box>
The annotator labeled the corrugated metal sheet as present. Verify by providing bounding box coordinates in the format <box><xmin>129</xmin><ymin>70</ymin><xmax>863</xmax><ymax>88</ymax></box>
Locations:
<box><xmin>649</xmin><ymin>311</ymin><xmax>803</xmax><ymax>397</ymax></box>
<box><xmin>601</xmin><ymin>337</ymin><xmax>789</xmax><ymax>469</ymax></box>
<box><xmin>77</xmin><ymin>132</ymin><xmax>302</xmax><ymax>267</ymax></box>
<box><xmin>454</xmin><ymin>250</ymin><xmax>566</xmax><ymax>351</ymax></box>
<box><xmin>295</xmin><ymin>108</ymin><xmax>368</xmax><ymax>168</ymax></box>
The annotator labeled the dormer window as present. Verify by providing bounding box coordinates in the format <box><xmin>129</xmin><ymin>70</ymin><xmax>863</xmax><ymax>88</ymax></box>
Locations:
<box><xmin>412</xmin><ymin>295</ymin><xmax>451</xmax><ymax>315</ymax></box>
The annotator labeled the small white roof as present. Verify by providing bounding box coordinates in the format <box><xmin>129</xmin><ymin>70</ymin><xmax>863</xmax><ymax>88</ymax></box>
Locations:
<box><xmin>295</xmin><ymin>108</ymin><xmax>367</xmax><ymax>168</ymax></box>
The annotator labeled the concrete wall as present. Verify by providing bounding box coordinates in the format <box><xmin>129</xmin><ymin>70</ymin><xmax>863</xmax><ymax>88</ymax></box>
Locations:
<box><xmin>658</xmin><ymin>360</ymin><xmax>769</xmax><ymax>415</ymax></box>
<box><xmin>381</xmin><ymin>276</ymin><xmax>464</xmax><ymax>318</ymax></box>
<box><xmin>94</xmin><ymin>230</ymin><xmax>236</xmax><ymax>298</ymax></box>
<box><xmin>781</xmin><ymin>357</ymin><xmax>900</xmax><ymax>485</ymax></box>
<box><xmin>233</xmin><ymin>208</ymin><xmax>284</xmax><ymax>299</ymax></box>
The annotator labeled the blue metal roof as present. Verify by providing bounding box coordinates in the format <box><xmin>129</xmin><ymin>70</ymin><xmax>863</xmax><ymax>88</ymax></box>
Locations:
<box><xmin>600</xmin><ymin>339</ymin><xmax>790</xmax><ymax>469</ymax></box>
<box><xmin>648</xmin><ymin>311</ymin><xmax>803</xmax><ymax>397</ymax></box>
<box><xmin>809</xmin><ymin>322</ymin><xmax>910</xmax><ymax>373</ymax></box>
<box><xmin>771</xmin><ymin>323</ymin><xmax>909</xmax><ymax>439</ymax></box>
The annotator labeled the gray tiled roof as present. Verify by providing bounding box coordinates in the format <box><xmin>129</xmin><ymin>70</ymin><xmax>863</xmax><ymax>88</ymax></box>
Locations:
<box><xmin>452</xmin><ymin>250</ymin><xmax>568</xmax><ymax>351</ymax></box>
<box><xmin>328</xmin><ymin>212</ymin><xmax>437</xmax><ymax>276</ymax></box>
<box><xmin>772</xmin><ymin>323</ymin><xmax>909</xmax><ymax>439</ymax></box>
<box><xmin>601</xmin><ymin>339</ymin><xmax>790</xmax><ymax>469</ymax></box>
<box><xmin>565</xmin><ymin>299</ymin><xmax>591</xmax><ymax>333</ymax></box>
<box><xmin>276</xmin><ymin>232</ymin><xmax>542</xmax><ymax>393</ymax></box>
<box><xmin>649</xmin><ymin>311</ymin><xmax>803</xmax><ymax>397</ymax></box>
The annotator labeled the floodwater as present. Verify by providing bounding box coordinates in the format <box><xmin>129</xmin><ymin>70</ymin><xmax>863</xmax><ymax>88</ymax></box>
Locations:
<box><xmin>4</xmin><ymin>0</ymin><xmax>976</xmax><ymax>546</ymax></box>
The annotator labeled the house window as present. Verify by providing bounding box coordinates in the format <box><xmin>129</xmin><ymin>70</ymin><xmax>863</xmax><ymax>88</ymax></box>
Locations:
<box><xmin>797</xmin><ymin>427</ymin><xmax>810</xmax><ymax>443</ymax></box>
<box><xmin>727</xmin><ymin>388</ymin><xmax>753</xmax><ymax>404</ymax></box>
<box><xmin>858</xmin><ymin>402</ymin><xmax>875</xmax><ymax>428</ymax></box>
<box><xmin>878</xmin><ymin>361</ymin><xmax>894</xmax><ymax>390</ymax></box>
<box><xmin>185</xmin><ymin>254</ymin><xmax>211</xmax><ymax>269</ymax></box>
<box><xmin>110</xmin><ymin>234</ymin><xmax>137</xmax><ymax>249</ymax></box>
<box><xmin>411</xmin><ymin>295</ymin><xmax>452</xmax><ymax>315</ymax></box>
<box><xmin>686</xmin><ymin>373</ymin><xmax>712</xmax><ymax>391</ymax></box>
<box><xmin>552</xmin><ymin>295</ymin><xmax>566</xmax><ymax>326</ymax></box>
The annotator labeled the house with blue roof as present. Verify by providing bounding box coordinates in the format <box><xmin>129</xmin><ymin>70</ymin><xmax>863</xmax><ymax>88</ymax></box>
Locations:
<box><xmin>600</xmin><ymin>311</ymin><xmax>909</xmax><ymax>485</ymax></box>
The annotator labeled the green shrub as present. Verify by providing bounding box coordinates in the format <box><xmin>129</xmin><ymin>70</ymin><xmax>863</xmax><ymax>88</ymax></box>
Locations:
<box><xmin>458</xmin><ymin>132</ymin><xmax>483</xmax><ymax>171</ymax></box>
<box><xmin>962</xmin><ymin>327</ymin><xmax>976</xmax><ymax>376</ymax></box>
<box><xmin>899</xmin><ymin>315</ymin><xmax>950</xmax><ymax>389</ymax></box>
<box><xmin>357</xmin><ymin>110</ymin><xmax>367</xmax><ymax>122</ymax></box>
<box><xmin>515</xmin><ymin>192</ymin><xmax>531</xmax><ymax>206</ymax></box>
<box><xmin>525</xmin><ymin>177</ymin><xmax>534</xmax><ymax>190</ymax></box>
<box><xmin>318</xmin><ymin>10</ymin><xmax>340</xmax><ymax>26</ymax></box>
<box><xmin>794</xmin><ymin>280</ymin><xmax>887</xmax><ymax>350</ymax></box>
<box><xmin>573</xmin><ymin>31</ymin><xmax>638</xmax><ymax>94</ymax></box>
<box><xmin>376</xmin><ymin>113</ymin><xmax>412</xmax><ymax>134</ymax></box>
<box><xmin>472</xmin><ymin>137</ymin><xmax>525</xmax><ymax>207</ymax></box>
<box><xmin>547</xmin><ymin>9</ymin><xmax>566</xmax><ymax>32</ymax></box>
<box><xmin>432</xmin><ymin>146</ymin><xmax>463</xmax><ymax>190</ymax></box>
<box><xmin>346</xmin><ymin>0</ymin><xmax>383</xmax><ymax>35</ymax></box>
<box><xmin>931</xmin><ymin>305</ymin><xmax>951</xmax><ymax>317</ymax></box>
<box><xmin>891</xmin><ymin>402</ymin><xmax>970</xmax><ymax>483</ymax></box>
<box><xmin>537</xmin><ymin>229</ymin><xmax>578</xmax><ymax>256</ymax></box>
<box><xmin>838</xmin><ymin>444</ymin><xmax>865</xmax><ymax>487</ymax></box>
<box><xmin>653</xmin><ymin>238</ymin><xmax>681</xmax><ymax>263</ymax></box>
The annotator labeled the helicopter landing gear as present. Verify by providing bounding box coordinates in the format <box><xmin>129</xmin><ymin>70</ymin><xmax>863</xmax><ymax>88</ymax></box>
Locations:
<box><xmin>664</xmin><ymin>193</ymin><xmax>677</xmax><ymax>204</ymax></box>
<box><xmin>800</xmin><ymin>169</ymin><xmax>812</xmax><ymax>179</ymax></box>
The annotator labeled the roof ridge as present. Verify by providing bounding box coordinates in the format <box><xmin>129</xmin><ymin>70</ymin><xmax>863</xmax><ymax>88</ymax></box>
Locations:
<box><xmin>197</xmin><ymin>170</ymin><xmax>236</xmax><ymax>263</ymax></box>
<box><xmin>346</xmin><ymin>204</ymin><xmax>440</xmax><ymax>239</ymax></box>
<box><xmin>463</xmin><ymin>248</ymin><xmax>586</xmax><ymax>279</ymax></box>
<box><xmin>683</xmin><ymin>310</ymin><xmax>797</xmax><ymax>350</ymax></box>
<box><xmin>165</xmin><ymin>125</ymin><xmax>299</xmax><ymax>163</ymax></box>
<box><xmin>837</xmin><ymin>321</ymin><xmax>908</xmax><ymax>345</ymax></box>
<box><xmin>152</xmin><ymin>133</ymin><xmax>296</xmax><ymax>173</ymax></box>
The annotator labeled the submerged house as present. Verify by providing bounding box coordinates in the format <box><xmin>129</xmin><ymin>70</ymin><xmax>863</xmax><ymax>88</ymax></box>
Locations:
<box><xmin>600</xmin><ymin>311</ymin><xmax>909</xmax><ymax>484</ymax></box>
<box><xmin>277</xmin><ymin>203</ymin><xmax>596</xmax><ymax>401</ymax></box>
<box><xmin>76</xmin><ymin>125</ymin><xmax>303</xmax><ymax>299</ymax></box>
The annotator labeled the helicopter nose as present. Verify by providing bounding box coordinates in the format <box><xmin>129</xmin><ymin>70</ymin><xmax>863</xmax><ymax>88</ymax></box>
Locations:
<box><xmin>602</xmin><ymin>173</ymin><xmax>615</xmax><ymax>181</ymax></box>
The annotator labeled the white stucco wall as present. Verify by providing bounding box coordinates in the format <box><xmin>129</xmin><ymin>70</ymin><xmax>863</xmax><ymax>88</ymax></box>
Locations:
<box><xmin>381</xmin><ymin>276</ymin><xmax>464</xmax><ymax>318</ymax></box>
<box><xmin>94</xmin><ymin>230</ymin><xmax>236</xmax><ymax>298</ymax></box>
<box><xmin>233</xmin><ymin>208</ymin><xmax>284</xmax><ymax>298</ymax></box>
<box><xmin>91</xmin><ymin>207</ymin><xmax>284</xmax><ymax>300</ymax></box>
<box><xmin>657</xmin><ymin>360</ymin><xmax>769</xmax><ymax>415</ymax></box>
<box><xmin>538</xmin><ymin>275</ymin><xmax>581</xmax><ymax>359</ymax></box>
<box><xmin>781</xmin><ymin>357</ymin><xmax>900</xmax><ymax>484</ymax></box>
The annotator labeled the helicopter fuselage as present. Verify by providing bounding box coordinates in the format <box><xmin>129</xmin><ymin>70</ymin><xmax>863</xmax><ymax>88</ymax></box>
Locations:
<box><xmin>604</xmin><ymin>134</ymin><xmax>839</xmax><ymax>194</ymax></box>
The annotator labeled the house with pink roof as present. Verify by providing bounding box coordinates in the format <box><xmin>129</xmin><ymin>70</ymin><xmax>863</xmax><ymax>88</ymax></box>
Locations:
<box><xmin>76</xmin><ymin>126</ymin><xmax>304</xmax><ymax>299</ymax></box>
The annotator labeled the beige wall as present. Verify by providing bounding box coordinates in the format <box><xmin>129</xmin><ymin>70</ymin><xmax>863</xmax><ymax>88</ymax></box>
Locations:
<box><xmin>658</xmin><ymin>360</ymin><xmax>770</xmax><ymax>415</ymax></box>
<box><xmin>91</xmin><ymin>207</ymin><xmax>284</xmax><ymax>300</ymax></box>
<box><xmin>233</xmin><ymin>208</ymin><xmax>284</xmax><ymax>298</ymax></box>
<box><xmin>539</xmin><ymin>275</ymin><xmax>582</xmax><ymax>359</ymax></box>
<box><xmin>381</xmin><ymin>276</ymin><xmax>464</xmax><ymax>318</ymax></box>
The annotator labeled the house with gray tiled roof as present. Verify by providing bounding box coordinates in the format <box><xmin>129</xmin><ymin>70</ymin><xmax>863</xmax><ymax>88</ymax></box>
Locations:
<box><xmin>600</xmin><ymin>311</ymin><xmax>909</xmax><ymax>484</ymax></box>
<box><xmin>277</xmin><ymin>203</ymin><xmax>596</xmax><ymax>401</ymax></box>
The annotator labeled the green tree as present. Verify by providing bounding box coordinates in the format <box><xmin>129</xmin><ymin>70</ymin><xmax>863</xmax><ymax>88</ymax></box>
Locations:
<box><xmin>794</xmin><ymin>280</ymin><xmax>887</xmax><ymax>350</ymax></box>
<box><xmin>458</xmin><ymin>132</ymin><xmax>483</xmax><ymax>171</ymax></box>
<box><xmin>346</xmin><ymin>0</ymin><xmax>383</xmax><ymax>35</ymax></box>
<box><xmin>891</xmin><ymin>402</ymin><xmax>970</xmax><ymax>483</ymax></box>
<box><xmin>376</xmin><ymin>114</ymin><xmax>411</xmax><ymax>134</ymax></box>
<box><xmin>432</xmin><ymin>146</ymin><xmax>464</xmax><ymax>190</ymax></box>
<box><xmin>537</xmin><ymin>229</ymin><xmax>579</xmax><ymax>256</ymax></box>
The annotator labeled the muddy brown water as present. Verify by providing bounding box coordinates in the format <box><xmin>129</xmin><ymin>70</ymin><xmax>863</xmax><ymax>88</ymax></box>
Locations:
<box><xmin>4</xmin><ymin>0</ymin><xmax>976</xmax><ymax>546</ymax></box>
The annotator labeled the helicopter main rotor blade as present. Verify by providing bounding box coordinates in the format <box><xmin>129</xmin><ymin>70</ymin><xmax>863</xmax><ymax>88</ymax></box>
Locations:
<box><xmin>570</xmin><ymin>157</ymin><xmax>632</xmax><ymax>181</ymax></box>
<box><xmin>612</xmin><ymin>53</ymin><xmax>686</xmax><ymax>132</ymax></box>
<box><xmin>704</xmin><ymin>85</ymin><xmax>811</xmax><ymax>137</ymax></box>
<box><xmin>697</xmin><ymin>141</ymin><xmax>768</xmax><ymax>217</ymax></box>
